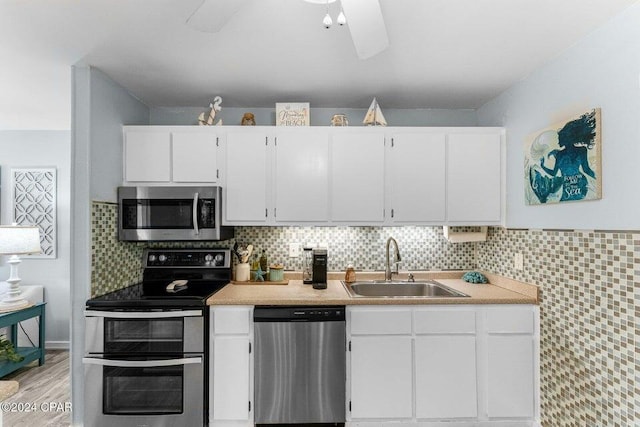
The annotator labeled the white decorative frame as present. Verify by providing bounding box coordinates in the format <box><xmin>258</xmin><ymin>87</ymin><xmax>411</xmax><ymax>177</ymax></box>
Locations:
<box><xmin>11</xmin><ymin>168</ymin><xmax>57</xmax><ymax>258</ymax></box>
<box><xmin>276</xmin><ymin>102</ymin><xmax>310</xmax><ymax>126</ymax></box>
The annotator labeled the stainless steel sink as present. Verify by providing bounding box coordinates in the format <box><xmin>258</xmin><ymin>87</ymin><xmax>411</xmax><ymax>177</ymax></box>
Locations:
<box><xmin>342</xmin><ymin>280</ymin><xmax>469</xmax><ymax>298</ymax></box>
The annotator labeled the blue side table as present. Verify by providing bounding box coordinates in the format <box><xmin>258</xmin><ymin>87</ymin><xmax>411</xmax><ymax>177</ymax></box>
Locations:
<box><xmin>0</xmin><ymin>302</ymin><xmax>46</xmax><ymax>378</ymax></box>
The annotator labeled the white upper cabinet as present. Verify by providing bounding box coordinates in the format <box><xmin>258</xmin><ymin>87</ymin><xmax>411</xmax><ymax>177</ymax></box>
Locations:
<box><xmin>274</xmin><ymin>130</ymin><xmax>329</xmax><ymax>223</ymax></box>
<box><xmin>123</xmin><ymin>127</ymin><xmax>219</xmax><ymax>184</ymax></box>
<box><xmin>331</xmin><ymin>133</ymin><xmax>385</xmax><ymax>223</ymax></box>
<box><xmin>389</xmin><ymin>133</ymin><xmax>446</xmax><ymax>223</ymax></box>
<box><xmin>225</xmin><ymin>130</ymin><xmax>269</xmax><ymax>224</ymax></box>
<box><xmin>447</xmin><ymin>132</ymin><xmax>502</xmax><ymax>223</ymax></box>
<box><xmin>172</xmin><ymin>131</ymin><xmax>218</xmax><ymax>183</ymax></box>
<box><xmin>124</xmin><ymin>129</ymin><xmax>171</xmax><ymax>182</ymax></box>
<box><xmin>124</xmin><ymin>126</ymin><xmax>504</xmax><ymax>225</ymax></box>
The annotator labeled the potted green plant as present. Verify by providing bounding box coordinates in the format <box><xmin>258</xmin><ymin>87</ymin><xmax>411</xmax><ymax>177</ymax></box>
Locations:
<box><xmin>0</xmin><ymin>335</ymin><xmax>24</xmax><ymax>363</ymax></box>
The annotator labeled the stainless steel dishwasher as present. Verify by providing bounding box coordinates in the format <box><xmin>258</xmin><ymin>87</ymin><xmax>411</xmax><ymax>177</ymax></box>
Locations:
<box><xmin>254</xmin><ymin>306</ymin><xmax>346</xmax><ymax>425</ymax></box>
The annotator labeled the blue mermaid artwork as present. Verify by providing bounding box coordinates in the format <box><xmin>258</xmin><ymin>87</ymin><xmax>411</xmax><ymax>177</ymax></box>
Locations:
<box><xmin>525</xmin><ymin>109</ymin><xmax>601</xmax><ymax>205</ymax></box>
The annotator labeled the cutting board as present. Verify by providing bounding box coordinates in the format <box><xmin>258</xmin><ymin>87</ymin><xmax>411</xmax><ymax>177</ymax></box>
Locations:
<box><xmin>231</xmin><ymin>280</ymin><xmax>289</xmax><ymax>286</ymax></box>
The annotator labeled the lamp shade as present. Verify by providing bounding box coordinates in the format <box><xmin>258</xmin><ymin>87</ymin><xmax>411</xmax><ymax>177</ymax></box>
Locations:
<box><xmin>0</xmin><ymin>225</ymin><xmax>42</xmax><ymax>255</ymax></box>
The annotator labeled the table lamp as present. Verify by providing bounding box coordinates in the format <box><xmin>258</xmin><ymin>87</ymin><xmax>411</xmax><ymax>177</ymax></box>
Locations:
<box><xmin>0</xmin><ymin>225</ymin><xmax>41</xmax><ymax>311</ymax></box>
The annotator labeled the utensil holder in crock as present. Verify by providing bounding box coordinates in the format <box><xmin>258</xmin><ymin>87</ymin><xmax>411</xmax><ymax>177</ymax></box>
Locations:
<box><xmin>235</xmin><ymin>263</ymin><xmax>250</xmax><ymax>282</ymax></box>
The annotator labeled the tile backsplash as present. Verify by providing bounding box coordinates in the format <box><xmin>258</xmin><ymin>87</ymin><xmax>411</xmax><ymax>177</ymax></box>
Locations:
<box><xmin>90</xmin><ymin>201</ymin><xmax>476</xmax><ymax>296</ymax></box>
<box><xmin>91</xmin><ymin>201</ymin><xmax>144</xmax><ymax>297</ymax></box>
<box><xmin>234</xmin><ymin>225</ymin><xmax>476</xmax><ymax>272</ymax></box>
<box><xmin>478</xmin><ymin>227</ymin><xmax>638</xmax><ymax>426</ymax></box>
<box><xmin>90</xmin><ymin>202</ymin><xmax>638</xmax><ymax>425</ymax></box>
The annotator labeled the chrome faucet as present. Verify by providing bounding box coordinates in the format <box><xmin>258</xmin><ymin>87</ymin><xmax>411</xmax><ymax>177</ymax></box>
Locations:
<box><xmin>385</xmin><ymin>237</ymin><xmax>401</xmax><ymax>281</ymax></box>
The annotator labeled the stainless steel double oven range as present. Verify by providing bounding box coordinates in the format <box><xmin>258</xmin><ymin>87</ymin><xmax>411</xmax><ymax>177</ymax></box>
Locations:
<box><xmin>83</xmin><ymin>249</ymin><xmax>231</xmax><ymax>427</ymax></box>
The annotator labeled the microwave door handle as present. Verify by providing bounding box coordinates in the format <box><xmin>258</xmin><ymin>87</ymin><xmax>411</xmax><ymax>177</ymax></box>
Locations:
<box><xmin>192</xmin><ymin>192</ymin><xmax>200</xmax><ymax>235</ymax></box>
<box><xmin>82</xmin><ymin>356</ymin><xmax>202</xmax><ymax>368</ymax></box>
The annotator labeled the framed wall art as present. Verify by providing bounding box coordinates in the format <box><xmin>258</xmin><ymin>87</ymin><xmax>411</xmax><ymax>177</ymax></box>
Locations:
<box><xmin>524</xmin><ymin>108</ymin><xmax>602</xmax><ymax>205</ymax></box>
<box><xmin>276</xmin><ymin>102</ymin><xmax>310</xmax><ymax>126</ymax></box>
<box><xmin>11</xmin><ymin>168</ymin><xmax>57</xmax><ymax>258</ymax></box>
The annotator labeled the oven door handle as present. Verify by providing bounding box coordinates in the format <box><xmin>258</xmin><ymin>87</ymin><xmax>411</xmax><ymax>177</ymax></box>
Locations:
<box><xmin>192</xmin><ymin>192</ymin><xmax>200</xmax><ymax>235</ymax></box>
<box><xmin>84</xmin><ymin>310</ymin><xmax>202</xmax><ymax>319</ymax></box>
<box><xmin>82</xmin><ymin>356</ymin><xmax>202</xmax><ymax>368</ymax></box>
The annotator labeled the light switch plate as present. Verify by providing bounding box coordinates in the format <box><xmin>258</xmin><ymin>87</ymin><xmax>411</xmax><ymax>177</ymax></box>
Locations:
<box><xmin>514</xmin><ymin>253</ymin><xmax>524</xmax><ymax>270</ymax></box>
<box><xmin>289</xmin><ymin>242</ymin><xmax>300</xmax><ymax>258</ymax></box>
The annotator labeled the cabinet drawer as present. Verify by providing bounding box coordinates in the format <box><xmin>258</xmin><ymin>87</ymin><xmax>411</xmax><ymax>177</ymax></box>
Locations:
<box><xmin>212</xmin><ymin>307</ymin><xmax>252</xmax><ymax>334</ymax></box>
<box><xmin>485</xmin><ymin>306</ymin><xmax>534</xmax><ymax>334</ymax></box>
<box><xmin>414</xmin><ymin>308</ymin><xmax>476</xmax><ymax>334</ymax></box>
<box><xmin>349</xmin><ymin>308</ymin><xmax>412</xmax><ymax>335</ymax></box>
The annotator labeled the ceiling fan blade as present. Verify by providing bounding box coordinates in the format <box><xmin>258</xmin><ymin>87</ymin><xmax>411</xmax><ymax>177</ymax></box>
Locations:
<box><xmin>341</xmin><ymin>0</ymin><xmax>389</xmax><ymax>59</ymax></box>
<box><xmin>186</xmin><ymin>0</ymin><xmax>250</xmax><ymax>33</ymax></box>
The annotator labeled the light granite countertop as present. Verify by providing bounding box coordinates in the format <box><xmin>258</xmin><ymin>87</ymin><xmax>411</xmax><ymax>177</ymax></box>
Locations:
<box><xmin>207</xmin><ymin>271</ymin><xmax>539</xmax><ymax>306</ymax></box>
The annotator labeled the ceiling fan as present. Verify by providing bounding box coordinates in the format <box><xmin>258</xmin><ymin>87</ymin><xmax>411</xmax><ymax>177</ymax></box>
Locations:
<box><xmin>186</xmin><ymin>0</ymin><xmax>389</xmax><ymax>59</ymax></box>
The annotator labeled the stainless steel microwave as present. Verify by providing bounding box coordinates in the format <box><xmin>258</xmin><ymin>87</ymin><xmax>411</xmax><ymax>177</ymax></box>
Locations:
<box><xmin>118</xmin><ymin>186</ymin><xmax>233</xmax><ymax>241</ymax></box>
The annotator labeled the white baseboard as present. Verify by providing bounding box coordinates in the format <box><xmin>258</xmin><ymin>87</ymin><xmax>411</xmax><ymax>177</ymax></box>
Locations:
<box><xmin>45</xmin><ymin>341</ymin><xmax>70</xmax><ymax>350</ymax></box>
<box><xmin>347</xmin><ymin>422</ymin><xmax>537</xmax><ymax>427</ymax></box>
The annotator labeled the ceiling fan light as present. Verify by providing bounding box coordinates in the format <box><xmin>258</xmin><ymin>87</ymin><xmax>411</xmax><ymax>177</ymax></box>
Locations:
<box><xmin>323</xmin><ymin>13</ymin><xmax>333</xmax><ymax>28</ymax></box>
<box><xmin>337</xmin><ymin>10</ymin><xmax>347</xmax><ymax>25</ymax></box>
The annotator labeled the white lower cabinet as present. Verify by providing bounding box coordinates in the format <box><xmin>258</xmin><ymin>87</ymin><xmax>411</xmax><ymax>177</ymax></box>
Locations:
<box><xmin>485</xmin><ymin>306</ymin><xmax>537</xmax><ymax>419</ymax></box>
<box><xmin>350</xmin><ymin>336</ymin><xmax>413</xmax><ymax>419</ymax></box>
<box><xmin>415</xmin><ymin>335</ymin><xmax>478</xmax><ymax>419</ymax></box>
<box><xmin>347</xmin><ymin>305</ymin><xmax>539</xmax><ymax>426</ymax></box>
<box><xmin>209</xmin><ymin>304</ymin><xmax>538</xmax><ymax>427</ymax></box>
<box><xmin>210</xmin><ymin>306</ymin><xmax>253</xmax><ymax>427</ymax></box>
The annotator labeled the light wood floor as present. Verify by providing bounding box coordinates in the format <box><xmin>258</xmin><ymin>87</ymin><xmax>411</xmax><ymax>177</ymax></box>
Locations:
<box><xmin>2</xmin><ymin>350</ymin><xmax>70</xmax><ymax>427</ymax></box>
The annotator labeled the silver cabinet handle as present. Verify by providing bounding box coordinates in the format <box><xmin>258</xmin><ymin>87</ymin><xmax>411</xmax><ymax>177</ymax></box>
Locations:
<box><xmin>84</xmin><ymin>310</ymin><xmax>202</xmax><ymax>319</ymax></box>
<box><xmin>82</xmin><ymin>356</ymin><xmax>202</xmax><ymax>368</ymax></box>
<box><xmin>193</xmin><ymin>192</ymin><xmax>200</xmax><ymax>235</ymax></box>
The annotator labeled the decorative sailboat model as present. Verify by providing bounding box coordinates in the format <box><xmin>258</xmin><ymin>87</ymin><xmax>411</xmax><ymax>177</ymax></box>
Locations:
<box><xmin>363</xmin><ymin>97</ymin><xmax>387</xmax><ymax>126</ymax></box>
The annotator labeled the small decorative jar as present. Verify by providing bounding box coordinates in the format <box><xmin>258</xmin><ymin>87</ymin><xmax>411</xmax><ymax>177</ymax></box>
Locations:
<box><xmin>269</xmin><ymin>265</ymin><xmax>284</xmax><ymax>282</ymax></box>
<box><xmin>331</xmin><ymin>114</ymin><xmax>348</xmax><ymax>126</ymax></box>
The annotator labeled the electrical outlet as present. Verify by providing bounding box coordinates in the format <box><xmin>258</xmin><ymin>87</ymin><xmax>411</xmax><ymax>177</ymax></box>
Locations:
<box><xmin>514</xmin><ymin>253</ymin><xmax>524</xmax><ymax>270</ymax></box>
<box><xmin>289</xmin><ymin>242</ymin><xmax>300</xmax><ymax>258</ymax></box>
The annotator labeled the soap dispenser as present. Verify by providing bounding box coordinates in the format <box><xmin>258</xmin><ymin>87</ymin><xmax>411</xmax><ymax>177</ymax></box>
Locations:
<box><xmin>345</xmin><ymin>264</ymin><xmax>356</xmax><ymax>283</ymax></box>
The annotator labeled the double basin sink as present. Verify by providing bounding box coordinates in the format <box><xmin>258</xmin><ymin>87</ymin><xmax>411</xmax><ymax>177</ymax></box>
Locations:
<box><xmin>342</xmin><ymin>279</ymin><xmax>469</xmax><ymax>298</ymax></box>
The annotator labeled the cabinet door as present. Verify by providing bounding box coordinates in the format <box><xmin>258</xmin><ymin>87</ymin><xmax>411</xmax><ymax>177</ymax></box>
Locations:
<box><xmin>212</xmin><ymin>336</ymin><xmax>251</xmax><ymax>421</ymax></box>
<box><xmin>274</xmin><ymin>130</ymin><xmax>329</xmax><ymax>222</ymax></box>
<box><xmin>225</xmin><ymin>131</ymin><xmax>269</xmax><ymax>224</ymax></box>
<box><xmin>447</xmin><ymin>132</ymin><xmax>501</xmax><ymax>222</ymax></box>
<box><xmin>487</xmin><ymin>335</ymin><xmax>535</xmax><ymax>418</ymax></box>
<box><xmin>415</xmin><ymin>335</ymin><xmax>477</xmax><ymax>419</ymax></box>
<box><xmin>172</xmin><ymin>131</ymin><xmax>218</xmax><ymax>182</ymax></box>
<box><xmin>331</xmin><ymin>133</ymin><xmax>385</xmax><ymax>223</ymax></box>
<box><xmin>350</xmin><ymin>336</ymin><xmax>413</xmax><ymax>419</ymax></box>
<box><xmin>124</xmin><ymin>130</ymin><xmax>171</xmax><ymax>182</ymax></box>
<box><xmin>390</xmin><ymin>133</ymin><xmax>446</xmax><ymax>222</ymax></box>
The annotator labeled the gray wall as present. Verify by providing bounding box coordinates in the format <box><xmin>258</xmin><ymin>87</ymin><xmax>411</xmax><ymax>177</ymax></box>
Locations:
<box><xmin>150</xmin><ymin>106</ymin><xmax>478</xmax><ymax>127</ymax></box>
<box><xmin>477</xmin><ymin>2</ymin><xmax>640</xmax><ymax>230</ymax></box>
<box><xmin>71</xmin><ymin>64</ymin><xmax>149</xmax><ymax>425</ymax></box>
<box><xmin>0</xmin><ymin>130</ymin><xmax>71</xmax><ymax>347</ymax></box>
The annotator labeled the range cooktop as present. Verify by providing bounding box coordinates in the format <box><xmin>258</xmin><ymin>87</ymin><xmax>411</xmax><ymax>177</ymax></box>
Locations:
<box><xmin>86</xmin><ymin>249</ymin><xmax>232</xmax><ymax>308</ymax></box>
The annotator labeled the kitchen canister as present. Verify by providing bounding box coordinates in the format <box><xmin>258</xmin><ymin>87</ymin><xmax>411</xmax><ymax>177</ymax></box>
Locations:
<box><xmin>331</xmin><ymin>114</ymin><xmax>348</xmax><ymax>126</ymax></box>
<box><xmin>269</xmin><ymin>265</ymin><xmax>284</xmax><ymax>281</ymax></box>
<box><xmin>235</xmin><ymin>263</ymin><xmax>250</xmax><ymax>282</ymax></box>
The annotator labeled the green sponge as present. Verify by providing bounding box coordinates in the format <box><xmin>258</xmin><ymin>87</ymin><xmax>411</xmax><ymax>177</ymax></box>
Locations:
<box><xmin>463</xmin><ymin>271</ymin><xmax>488</xmax><ymax>284</ymax></box>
